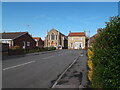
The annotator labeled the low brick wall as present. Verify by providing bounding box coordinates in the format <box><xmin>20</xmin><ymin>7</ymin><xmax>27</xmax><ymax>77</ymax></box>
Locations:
<box><xmin>8</xmin><ymin>49</ymin><xmax>25</xmax><ymax>55</ymax></box>
<box><xmin>2</xmin><ymin>43</ymin><xmax>9</xmax><ymax>56</ymax></box>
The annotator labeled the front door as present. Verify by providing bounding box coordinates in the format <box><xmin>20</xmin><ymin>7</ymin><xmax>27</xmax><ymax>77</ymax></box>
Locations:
<box><xmin>51</xmin><ymin>41</ymin><xmax>55</xmax><ymax>46</ymax></box>
<box><xmin>23</xmin><ymin>41</ymin><xmax>26</xmax><ymax>49</ymax></box>
<box><xmin>74</xmin><ymin>42</ymin><xmax>82</xmax><ymax>49</ymax></box>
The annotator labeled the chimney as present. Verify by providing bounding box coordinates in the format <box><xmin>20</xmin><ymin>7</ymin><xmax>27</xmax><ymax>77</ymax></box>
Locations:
<box><xmin>69</xmin><ymin>31</ymin><xmax>71</xmax><ymax>33</ymax></box>
<box><xmin>84</xmin><ymin>30</ymin><xmax>86</xmax><ymax>33</ymax></box>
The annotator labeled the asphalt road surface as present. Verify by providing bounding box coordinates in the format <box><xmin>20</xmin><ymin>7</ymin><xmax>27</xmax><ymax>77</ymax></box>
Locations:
<box><xmin>2</xmin><ymin>49</ymin><xmax>85</xmax><ymax>88</ymax></box>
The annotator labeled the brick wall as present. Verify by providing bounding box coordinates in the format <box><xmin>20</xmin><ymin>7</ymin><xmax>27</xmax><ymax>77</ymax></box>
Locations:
<box><xmin>13</xmin><ymin>33</ymin><xmax>36</xmax><ymax>50</ymax></box>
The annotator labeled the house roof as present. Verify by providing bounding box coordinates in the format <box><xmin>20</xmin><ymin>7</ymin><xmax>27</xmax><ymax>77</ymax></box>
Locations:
<box><xmin>33</xmin><ymin>37</ymin><xmax>44</xmax><ymax>42</ymax></box>
<box><xmin>90</xmin><ymin>34</ymin><xmax>98</xmax><ymax>39</ymax></box>
<box><xmin>68</xmin><ymin>32</ymin><xmax>86</xmax><ymax>36</ymax></box>
<box><xmin>1</xmin><ymin>32</ymin><xmax>28</xmax><ymax>40</ymax></box>
<box><xmin>50</xmin><ymin>28</ymin><xmax>65</xmax><ymax>36</ymax></box>
<box><xmin>33</xmin><ymin>37</ymin><xmax>41</xmax><ymax>40</ymax></box>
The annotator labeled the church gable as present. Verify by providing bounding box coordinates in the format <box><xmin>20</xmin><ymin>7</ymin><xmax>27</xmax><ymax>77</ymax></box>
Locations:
<box><xmin>49</xmin><ymin>28</ymin><xmax>59</xmax><ymax>35</ymax></box>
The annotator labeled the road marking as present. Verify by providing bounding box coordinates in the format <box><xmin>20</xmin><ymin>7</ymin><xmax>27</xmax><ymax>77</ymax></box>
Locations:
<box><xmin>3</xmin><ymin>61</ymin><xmax>35</xmax><ymax>71</ymax></box>
<box><xmin>42</xmin><ymin>56</ymin><xmax>54</xmax><ymax>59</ymax></box>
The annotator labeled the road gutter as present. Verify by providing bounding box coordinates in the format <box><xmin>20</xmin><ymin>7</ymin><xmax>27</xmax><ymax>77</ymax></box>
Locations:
<box><xmin>50</xmin><ymin>56</ymin><xmax>80</xmax><ymax>89</ymax></box>
<box><xmin>26</xmin><ymin>49</ymin><xmax>60</xmax><ymax>56</ymax></box>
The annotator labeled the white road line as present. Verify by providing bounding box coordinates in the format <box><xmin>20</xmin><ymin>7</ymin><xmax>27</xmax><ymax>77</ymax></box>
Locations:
<box><xmin>3</xmin><ymin>61</ymin><xmax>35</xmax><ymax>71</ymax></box>
<box><xmin>42</xmin><ymin>56</ymin><xmax>54</xmax><ymax>59</ymax></box>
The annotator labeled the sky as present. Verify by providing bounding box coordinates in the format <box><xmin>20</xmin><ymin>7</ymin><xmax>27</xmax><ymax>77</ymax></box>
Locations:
<box><xmin>2</xmin><ymin>2</ymin><xmax>118</xmax><ymax>40</ymax></box>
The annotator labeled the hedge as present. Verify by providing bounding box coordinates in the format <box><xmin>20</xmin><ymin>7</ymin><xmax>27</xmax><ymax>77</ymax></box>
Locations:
<box><xmin>88</xmin><ymin>48</ymin><xmax>93</xmax><ymax>82</ymax></box>
<box><xmin>91</xmin><ymin>16</ymin><xmax>120</xmax><ymax>88</ymax></box>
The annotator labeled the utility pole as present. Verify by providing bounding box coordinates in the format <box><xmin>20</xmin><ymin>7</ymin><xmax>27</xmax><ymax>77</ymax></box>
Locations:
<box><xmin>47</xmin><ymin>29</ymin><xmax>48</xmax><ymax>50</ymax></box>
<box><xmin>88</xmin><ymin>30</ymin><xmax>90</xmax><ymax>48</ymax></box>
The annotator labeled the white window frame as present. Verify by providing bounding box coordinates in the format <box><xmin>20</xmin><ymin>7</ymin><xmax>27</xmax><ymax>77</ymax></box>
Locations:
<box><xmin>1</xmin><ymin>39</ymin><xmax>12</xmax><ymax>47</ymax></box>
<box><xmin>80</xmin><ymin>37</ymin><xmax>82</xmax><ymax>40</ymax></box>
<box><xmin>27</xmin><ymin>42</ymin><xmax>30</xmax><ymax>46</ymax></box>
<box><xmin>23</xmin><ymin>41</ymin><xmax>26</xmax><ymax>49</ymax></box>
<box><xmin>71</xmin><ymin>37</ymin><xmax>73</xmax><ymax>40</ymax></box>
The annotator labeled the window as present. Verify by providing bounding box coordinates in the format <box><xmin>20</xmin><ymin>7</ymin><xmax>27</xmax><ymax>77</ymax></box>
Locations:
<box><xmin>71</xmin><ymin>43</ymin><xmax>73</xmax><ymax>47</ymax></box>
<box><xmin>71</xmin><ymin>37</ymin><xmax>73</xmax><ymax>40</ymax></box>
<box><xmin>48</xmin><ymin>35</ymin><xmax>50</xmax><ymax>40</ymax></box>
<box><xmin>23</xmin><ymin>41</ymin><xmax>26</xmax><ymax>49</ymax></box>
<box><xmin>80</xmin><ymin>37</ymin><xmax>82</xmax><ymax>40</ymax></box>
<box><xmin>51</xmin><ymin>33</ymin><xmax>55</xmax><ymax>40</ymax></box>
<box><xmin>56</xmin><ymin>35</ymin><xmax>57</xmax><ymax>40</ymax></box>
<box><xmin>2</xmin><ymin>40</ymin><xmax>8</xmax><ymax>43</ymax></box>
<box><xmin>27</xmin><ymin>42</ymin><xmax>30</xmax><ymax>46</ymax></box>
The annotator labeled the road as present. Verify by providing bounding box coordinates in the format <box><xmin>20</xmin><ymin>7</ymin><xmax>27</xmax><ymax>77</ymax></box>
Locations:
<box><xmin>2</xmin><ymin>49</ymin><xmax>86</xmax><ymax>88</ymax></box>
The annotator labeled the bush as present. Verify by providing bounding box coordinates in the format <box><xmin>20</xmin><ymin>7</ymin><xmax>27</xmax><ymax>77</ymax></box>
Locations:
<box><xmin>87</xmin><ymin>48</ymin><xmax>93</xmax><ymax>82</ymax></box>
<box><xmin>11</xmin><ymin>45</ymin><xmax>20</xmax><ymax>50</ymax></box>
<box><xmin>26</xmin><ymin>47</ymin><xmax>56</xmax><ymax>53</ymax></box>
<box><xmin>28</xmin><ymin>49</ymin><xmax>40</xmax><ymax>53</ymax></box>
<box><xmin>91</xmin><ymin>16</ymin><xmax>120</xmax><ymax>88</ymax></box>
<box><xmin>48</xmin><ymin>47</ymin><xmax>56</xmax><ymax>51</ymax></box>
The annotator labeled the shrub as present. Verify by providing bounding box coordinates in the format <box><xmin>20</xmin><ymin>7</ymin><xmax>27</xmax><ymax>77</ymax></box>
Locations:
<box><xmin>26</xmin><ymin>47</ymin><xmax>56</xmax><ymax>53</ymax></box>
<box><xmin>28</xmin><ymin>49</ymin><xmax>40</xmax><ymax>53</ymax></box>
<box><xmin>48</xmin><ymin>47</ymin><xmax>56</xmax><ymax>51</ymax></box>
<box><xmin>11</xmin><ymin>45</ymin><xmax>20</xmax><ymax>50</ymax></box>
<box><xmin>91</xmin><ymin>16</ymin><xmax>120</xmax><ymax>88</ymax></box>
<box><xmin>87</xmin><ymin>48</ymin><xmax>93</xmax><ymax>82</ymax></box>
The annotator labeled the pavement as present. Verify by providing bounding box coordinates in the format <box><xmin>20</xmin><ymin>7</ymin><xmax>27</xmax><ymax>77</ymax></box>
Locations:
<box><xmin>2</xmin><ymin>49</ymin><xmax>87</xmax><ymax>88</ymax></box>
<box><xmin>53</xmin><ymin>50</ymin><xmax>88</xmax><ymax>89</ymax></box>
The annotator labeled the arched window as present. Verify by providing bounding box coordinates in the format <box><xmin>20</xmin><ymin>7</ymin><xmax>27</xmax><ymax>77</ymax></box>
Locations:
<box><xmin>48</xmin><ymin>35</ymin><xmax>50</xmax><ymax>40</ymax></box>
<box><xmin>56</xmin><ymin>35</ymin><xmax>57</xmax><ymax>40</ymax></box>
<box><xmin>51</xmin><ymin>33</ymin><xmax>55</xmax><ymax>40</ymax></box>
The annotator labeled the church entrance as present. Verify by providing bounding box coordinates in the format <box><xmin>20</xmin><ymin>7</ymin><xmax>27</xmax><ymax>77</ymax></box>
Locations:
<box><xmin>51</xmin><ymin>41</ymin><xmax>55</xmax><ymax>46</ymax></box>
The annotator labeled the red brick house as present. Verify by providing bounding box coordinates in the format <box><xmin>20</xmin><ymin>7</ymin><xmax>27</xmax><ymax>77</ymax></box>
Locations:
<box><xmin>33</xmin><ymin>37</ymin><xmax>44</xmax><ymax>48</ymax></box>
<box><xmin>1</xmin><ymin>32</ymin><xmax>36</xmax><ymax>50</ymax></box>
<box><xmin>89</xmin><ymin>28</ymin><xmax>102</xmax><ymax>47</ymax></box>
<box><xmin>89</xmin><ymin>34</ymin><xmax>98</xmax><ymax>47</ymax></box>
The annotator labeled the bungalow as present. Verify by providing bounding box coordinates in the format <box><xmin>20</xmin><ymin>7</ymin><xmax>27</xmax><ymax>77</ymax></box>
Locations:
<box><xmin>1</xmin><ymin>32</ymin><xmax>36</xmax><ymax>50</ymax></box>
<box><xmin>33</xmin><ymin>37</ymin><xmax>44</xmax><ymax>48</ymax></box>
